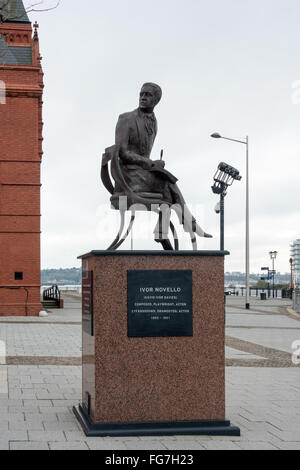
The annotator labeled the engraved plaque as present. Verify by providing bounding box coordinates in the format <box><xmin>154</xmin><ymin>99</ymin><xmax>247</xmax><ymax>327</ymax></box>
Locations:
<box><xmin>128</xmin><ymin>270</ymin><xmax>193</xmax><ymax>337</ymax></box>
<box><xmin>82</xmin><ymin>270</ymin><xmax>94</xmax><ymax>336</ymax></box>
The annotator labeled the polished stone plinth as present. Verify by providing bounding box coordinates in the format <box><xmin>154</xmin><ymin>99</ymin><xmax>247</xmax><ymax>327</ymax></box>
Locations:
<box><xmin>74</xmin><ymin>250</ymin><xmax>240</xmax><ymax>437</ymax></box>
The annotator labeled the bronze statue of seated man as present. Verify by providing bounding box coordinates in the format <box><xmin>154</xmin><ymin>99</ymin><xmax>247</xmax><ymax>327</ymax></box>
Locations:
<box><xmin>102</xmin><ymin>82</ymin><xmax>212</xmax><ymax>250</ymax></box>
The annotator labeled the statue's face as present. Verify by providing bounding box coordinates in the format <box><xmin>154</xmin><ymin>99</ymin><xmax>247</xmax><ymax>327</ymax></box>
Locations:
<box><xmin>139</xmin><ymin>85</ymin><xmax>156</xmax><ymax>111</ymax></box>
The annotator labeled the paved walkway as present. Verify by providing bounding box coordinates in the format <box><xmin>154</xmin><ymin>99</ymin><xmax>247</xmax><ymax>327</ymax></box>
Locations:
<box><xmin>0</xmin><ymin>295</ymin><xmax>299</xmax><ymax>450</ymax></box>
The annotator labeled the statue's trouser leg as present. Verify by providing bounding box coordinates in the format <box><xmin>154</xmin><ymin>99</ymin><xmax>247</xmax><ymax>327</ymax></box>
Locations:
<box><xmin>170</xmin><ymin>184</ymin><xmax>206</xmax><ymax>237</ymax></box>
<box><xmin>153</xmin><ymin>204</ymin><xmax>171</xmax><ymax>240</ymax></box>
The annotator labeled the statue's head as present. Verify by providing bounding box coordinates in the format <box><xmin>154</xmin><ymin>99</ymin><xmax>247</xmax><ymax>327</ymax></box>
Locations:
<box><xmin>139</xmin><ymin>83</ymin><xmax>162</xmax><ymax>111</ymax></box>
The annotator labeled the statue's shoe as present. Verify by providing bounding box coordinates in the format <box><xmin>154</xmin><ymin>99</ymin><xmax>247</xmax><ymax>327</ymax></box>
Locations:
<box><xmin>192</xmin><ymin>219</ymin><xmax>213</xmax><ymax>239</ymax></box>
<box><xmin>154</xmin><ymin>237</ymin><xmax>174</xmax><ymax>250</ymax></box>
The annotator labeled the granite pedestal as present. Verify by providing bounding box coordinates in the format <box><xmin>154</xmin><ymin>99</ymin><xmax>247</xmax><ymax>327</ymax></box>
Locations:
<box><xmin>74</xmin><ymin>250</ymin><xmax>240</xmax><ymax>437</ymax></box>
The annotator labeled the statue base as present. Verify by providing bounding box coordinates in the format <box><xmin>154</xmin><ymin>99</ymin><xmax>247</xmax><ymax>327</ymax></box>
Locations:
<box><xmin>73</xmin><ymin>404</ymin><xmax>240</xmax><ymax>437</ymax></box>
<box><xmin>74</xmin><ymin>250</ymin><xmax>240</xmax><ymax>437</ymax></box>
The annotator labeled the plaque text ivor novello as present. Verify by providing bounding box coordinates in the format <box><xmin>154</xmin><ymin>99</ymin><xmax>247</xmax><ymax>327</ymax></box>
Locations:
<box><xmin>140</xmin><ymin>287</ymin><xmax>181</xmax><ymax>292</ymax></box>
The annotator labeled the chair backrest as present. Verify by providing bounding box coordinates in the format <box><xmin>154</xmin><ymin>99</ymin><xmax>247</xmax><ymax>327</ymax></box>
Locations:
<box><xmin>101</xmin><ymin>146</ymin><xmax>115</xmax><ymax>195</ymax></box>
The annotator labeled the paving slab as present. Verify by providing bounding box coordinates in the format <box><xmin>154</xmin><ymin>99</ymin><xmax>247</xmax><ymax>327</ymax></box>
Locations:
<box><xmin>225</xmin><ymin>347</ymin><xmax>265</xmax><ymax>361</ymax></box>
<box><xmin>9</xmin><ymin>441</ymin><xmax>49</xmax><ymax>450</ymax></box>
<box><xmin>227</xmin><ymin>313</ymin><xmax>300</xmax><ymax>328</ymax></box>
<box><xmin>0</xmin><ymin>369</ymin><xmax>8</xmax><ymax>394</ymax></box>
<box><xmin>49</xmin><ymin>441</ymin><xmax>89</xmax><ymax>450</ymax></box>
<box><xmin>227</xmin><ymin>327</ymin><xmax>300</xmax><ymax>355</ymax></box>
<box><xmin>0</xmin><ymin>440</ymin><xmax>9</xmax><ymax>450</ymax></box>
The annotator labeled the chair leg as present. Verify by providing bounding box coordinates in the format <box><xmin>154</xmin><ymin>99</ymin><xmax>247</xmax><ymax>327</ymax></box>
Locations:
<box><xmin>170</xmin><ymin>221</ymin><xmax>179</xmax><ymax>251</ymax></box>
<box><xmin>112</xmin><ymin>213</ymin><xmax>136</xmax><ymax>250</ymax></box>
<box><xmin>189</xmin><ymin>230</ymin><xmax>198</xmax><ymax>251</ymax></box>
<box><xmin>107</xmin><ymin>211</ymin><xmax>126</xmax><ymax>250</ymax></box>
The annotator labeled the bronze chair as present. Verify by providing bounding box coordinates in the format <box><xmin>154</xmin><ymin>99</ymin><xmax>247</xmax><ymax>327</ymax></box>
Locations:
<box><xmin>101</xmin><ymin>146</ymin><xmax>198</xmax><ymax>251</ymax></box>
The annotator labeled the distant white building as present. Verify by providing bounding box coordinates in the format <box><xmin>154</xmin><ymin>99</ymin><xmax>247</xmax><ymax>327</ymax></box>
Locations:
<box><xmin>290</xmin><ymin>239</ymin><xmax>300</xmax><ymax>287</ymax></box>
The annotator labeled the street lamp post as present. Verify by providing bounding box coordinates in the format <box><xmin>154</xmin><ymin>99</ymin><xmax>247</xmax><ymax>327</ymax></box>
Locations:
<box><xmin>269</xmin><ymin>251</ymin><xmax>278</xmax><ymax>298</ymax></box>
<box><xmin>211</xmin><ymin>133</ymin><xmax>250</xmax><ymax>310</ymax></box>
<box><xmin>290</xmin><ymin>257</ymin><xmax>294</xmax><ymax>300</ymax></box>
<box><xmin>290</xmin><ymin>258</ymin><xmax>294</xmax><ymax>290</ymax></box>
<box><xmin>211</xmin><ymin>163</ymin><xmax>242</xmax><ymax>251</ymax></box>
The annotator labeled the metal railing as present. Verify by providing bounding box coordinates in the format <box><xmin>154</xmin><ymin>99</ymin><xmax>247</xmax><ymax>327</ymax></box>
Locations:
<box><xmin>225</xmin><ymin>287</ymin><xmax>293</xmax><ymax>299</ymax></box>
<box><xmin>42</xmin><ymin>284</ymin><xmax>61</xmax><ymax>307</ymax></box>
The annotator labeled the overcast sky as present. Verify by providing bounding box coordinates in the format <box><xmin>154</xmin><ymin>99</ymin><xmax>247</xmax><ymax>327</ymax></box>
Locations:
<box><xmin>26</xmin><ymin>0</ymin><xmax>300</xmax><ymax>273</ymax></box>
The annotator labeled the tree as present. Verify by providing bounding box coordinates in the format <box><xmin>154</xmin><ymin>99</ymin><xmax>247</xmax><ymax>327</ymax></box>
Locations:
<box><xmin>252</xmin><ymin>280</ymin><xmax>268</xmax><ymax>289</ymax></box>
<box><xmin>0</xmin><ymin>0</ymin><xmax>61</xmax><ymax>24</ymax></box>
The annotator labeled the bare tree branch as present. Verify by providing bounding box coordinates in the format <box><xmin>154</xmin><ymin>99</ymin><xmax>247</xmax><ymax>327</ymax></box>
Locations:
<box><xmin>24</xmin><ymin>1</ymin><xmax>44</xmax><ymax>11</ymax></box>
<box><xmin>25</xmin><ymin>1</ymin><xmax>44</xmax><ymax>8</ymax></box>
<box><xmin>25</xmin><ymin>0</ymin><xmax>61</xmax><ymax>13</ymax></box>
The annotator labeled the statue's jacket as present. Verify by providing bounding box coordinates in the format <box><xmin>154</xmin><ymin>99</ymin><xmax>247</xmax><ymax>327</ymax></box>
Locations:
<box><xmin>112</xmin><ymin>108</ymin><xmax>175</xmax><ymax>206</ymax></box>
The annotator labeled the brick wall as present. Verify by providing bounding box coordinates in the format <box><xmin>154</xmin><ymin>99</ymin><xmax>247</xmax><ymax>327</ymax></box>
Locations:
<box><xmin>0</xmin><ymin>23</ymin><xmax>43</xmax><ymax>316</ymax></box>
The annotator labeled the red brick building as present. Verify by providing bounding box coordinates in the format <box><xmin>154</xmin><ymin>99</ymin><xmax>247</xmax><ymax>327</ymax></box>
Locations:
<box><xmin>0</xmin><ymin>0</ymin><xmax>43</xmax><ymax>316</ymax></box>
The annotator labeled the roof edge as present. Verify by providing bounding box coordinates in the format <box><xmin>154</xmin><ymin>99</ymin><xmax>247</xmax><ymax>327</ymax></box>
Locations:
<box><xmin>4</xmin><ymin>20</ymin><xmax>31</xmax><ymax>24</ymax></box>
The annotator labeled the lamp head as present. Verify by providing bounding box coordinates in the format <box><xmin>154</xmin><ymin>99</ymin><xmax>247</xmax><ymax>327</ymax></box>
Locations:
<box><xmin>211</xmin><ymin>133</ymin><xmax>222</xmax><ymax>139</ymax></box>
<box><xmin>211</xmin><ymin>161</ymin><xmax>242</xmax><ymax>196</ymax></box>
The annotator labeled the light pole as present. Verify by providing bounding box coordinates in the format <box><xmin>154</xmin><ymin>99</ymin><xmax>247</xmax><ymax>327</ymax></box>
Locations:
<box><xmin>290</xmin><ymin>258</ymin><xmax>294</xmax><ymax>290</ymax></box>
<box><xmin>269</xmin><ymin>251</ymin><xmax>278</xmax><ymax>298</ymax></box>
<box><xmin>211</xmin><ymin>133</ymin><xmax>250</xmax><ymax>310</ymax></box>
<box><xmin>289</xmin><ymin>257</ymin><xmax>294</xmax><ymax>300</ymax></box>
<box><xmin>211</xmin><ymin>162</ymin><xmax>242</xmax><ymax>251</ymax></box>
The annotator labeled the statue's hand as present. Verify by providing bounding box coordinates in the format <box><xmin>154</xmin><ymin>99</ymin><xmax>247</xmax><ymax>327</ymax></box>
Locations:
<box><xmin>152</xmin><ymin>160</ymin><xmax>165</xmax><ymax>169</ymax></box>
<box><xmin>142</xmin><ymin>159</ymin><xmax>154</xmax><ymax>170</ymax></box>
